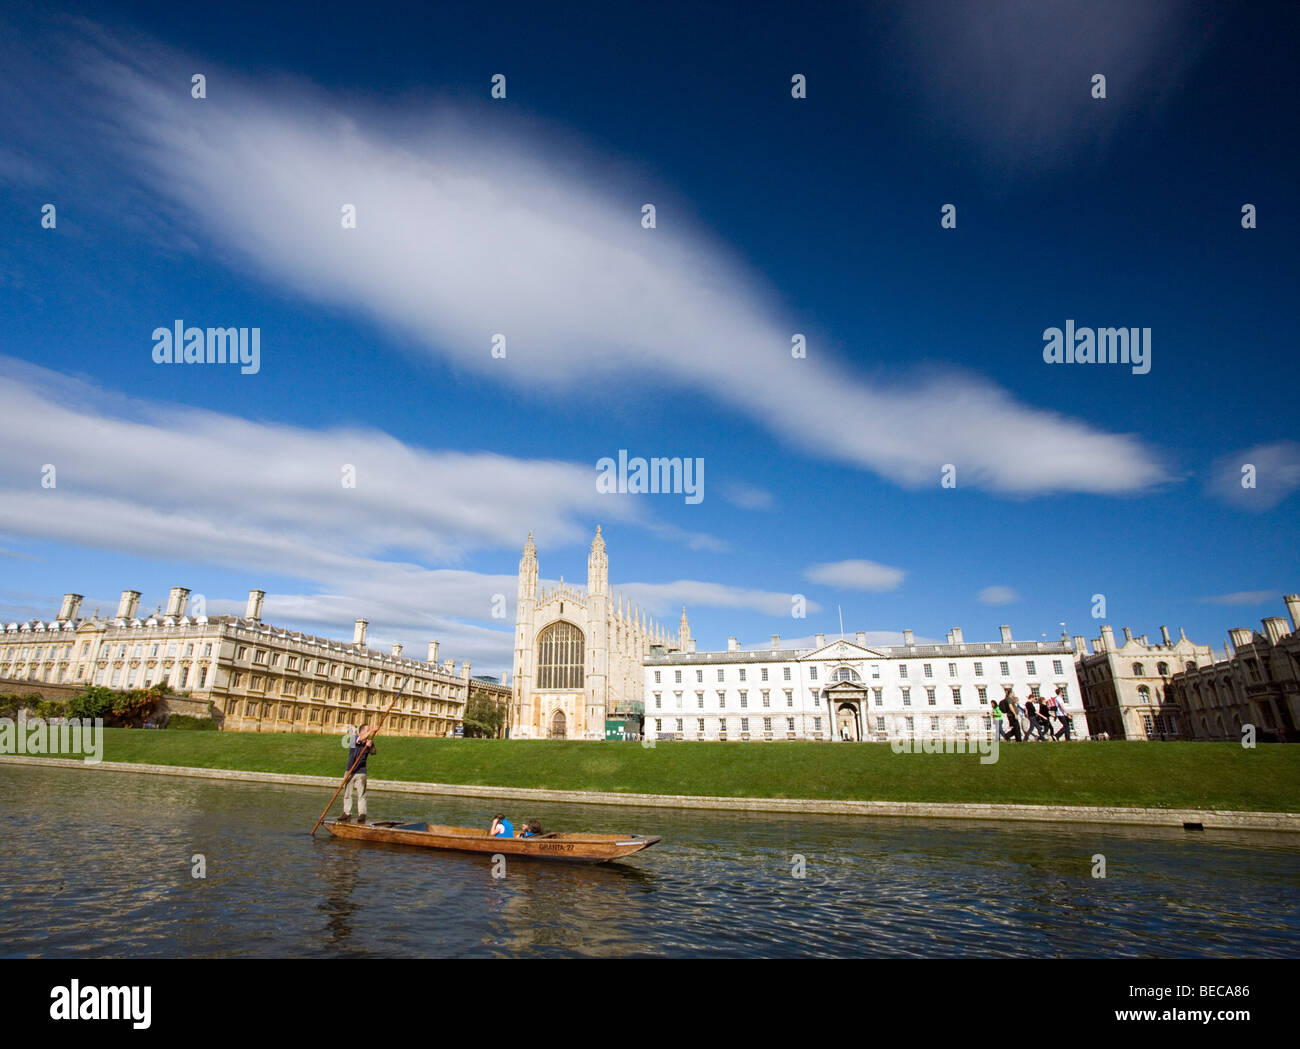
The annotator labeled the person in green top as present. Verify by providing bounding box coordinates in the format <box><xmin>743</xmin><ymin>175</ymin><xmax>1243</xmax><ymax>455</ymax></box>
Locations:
<box><xmin>990</xmin><ymin>697</ymin><xmax>1005</xmax><ymax>741</ymax></box>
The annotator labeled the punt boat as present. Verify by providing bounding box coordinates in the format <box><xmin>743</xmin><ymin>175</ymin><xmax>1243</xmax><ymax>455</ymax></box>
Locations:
<box><xmin>322</xmin><ymin>818</ymin><xmax>662</xmax><ymax>863</ymax></box>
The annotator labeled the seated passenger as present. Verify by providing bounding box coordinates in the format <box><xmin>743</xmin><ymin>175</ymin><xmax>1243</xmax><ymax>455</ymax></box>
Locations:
<box><xmin>519</xmin><ymin>820</ymin><xmax>543</xmax><ymax>838</ymax></box>
<box><xmin>489</xmin><ymin>814</ymin><xmax>514</xmax><ymax>838</ymax></box>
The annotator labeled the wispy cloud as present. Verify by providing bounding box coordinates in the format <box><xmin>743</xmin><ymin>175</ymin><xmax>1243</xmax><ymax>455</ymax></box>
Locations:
<box><xmin>722</xmin><ymin>482</ymin><xmax>774</xmax><ymax>511</ymax></box>
<box><xmin>0</xmin><ymin>360</ymin><xmax>809</xmax><ymax>669</ymax></box>
<box><xmin>1207</xmin><ymin>441</ymin><xmax>1300</xmax><ymax>511</ymax></box>
<box><xmin>893</xmin><ymin>0</ymin><xmax>1217</xmax><ymax>171</ymax></box>
<box><xmin>742</xmin><ymin>631</ymin><xmax>939</xmax><ymax>651</ymax></box>
<box><xmin>621</xmin><ymin>580</ymin><xmax>819</xmax><ymax>620</ymax></box>
<box><xmin>1198</xmin><ymin>591</ymin><xmax>1279</xmax><ymax>607</ymax></box>
<box><xmin>977</xmin><ymin>585</ymin><xmax>1020</xmax><ymax>606</ymax></box>
<box><xmin>4</xmin><ymin>21</ymin><xmax>1169</xmax><ymax>497</ymax></box>
<box><xmin>804</xmin><ymin>559</ymin><xmax>905</xmax><ymax>593</ymax></box>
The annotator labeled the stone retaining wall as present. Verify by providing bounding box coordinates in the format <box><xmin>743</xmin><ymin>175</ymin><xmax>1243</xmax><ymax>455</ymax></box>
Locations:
<box><xmin>2</xmin><ymin>755</ymin><xmax>1296</xmax><ymax>832</ymax></box>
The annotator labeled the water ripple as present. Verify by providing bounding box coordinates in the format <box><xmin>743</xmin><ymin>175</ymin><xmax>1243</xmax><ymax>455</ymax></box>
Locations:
<box><xmin>1</xmin><ymin>765</ymin><xmax>1297</xmax><ymax>958</ymax></box>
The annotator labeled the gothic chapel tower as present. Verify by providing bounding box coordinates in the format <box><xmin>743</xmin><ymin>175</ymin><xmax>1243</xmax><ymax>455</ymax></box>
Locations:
<box><xmin>586</xmin><ymin>526</ymin><xmax>609</xmax><ymax>734</ymax></box>
<box><xmin>513</xmin><ymin>531</ymin><xmax>538</xmax><ymax>730</ymax></box>
<box><xmin>510</xmin><ymin>526</ymin><xmax>686</xmax><ymax>739</ymax></box>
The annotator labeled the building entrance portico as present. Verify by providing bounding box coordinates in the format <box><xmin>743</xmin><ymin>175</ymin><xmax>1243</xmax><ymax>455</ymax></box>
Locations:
<box><xmin>823</xmin><ymin>680</ymin><xmax>868</xmax><ymax>740</ymax></box>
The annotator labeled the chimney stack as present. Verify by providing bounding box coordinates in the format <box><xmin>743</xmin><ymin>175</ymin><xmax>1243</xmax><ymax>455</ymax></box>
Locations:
<box><xmin>727</xmin><ymin>637</ymin><xmax>739</xmax><ymax>653</ymax></box>
<box><xmin>443</xmin><ymin>659</ymin><xmax>455</xmax><ymax>675</ymax></box>
<box><xmin>1160</xmin><ymin>625</ymin><xmax>1172</xmax><ymax>646</ymax></box>
<box><xmin>1073</xmin><ymin>635</ymin><xmax>1089</xmax><ymax>655</ymax></box>
<box><xmin>58</xmin><ymin>593</ymin><xmax>83</xmax><ymax>622</ymax></box>
<box><xmin>246</xmin><ymin>589</ymin><xmax>265</xmax><ymax>622</ymax></box>
<box><xmin>951</xmin><ymin>627</ymin><xmax>964</xmax><ymax>644</ymax></box>
<box><xmin>428</xmin><ymin>640</ymin><xmax>439</xmax><ymax>663</ymax></box>
<box><xmin>165</xmin><ymin>587</ymin><xmax>190</xmax><ymax>618</ymax></box>
<box><xmin>462</xmin><ymin>661</ymin><xmax>471</xmax><ymax>681</ymax></box>
<box><xmin>999</xmin><ymin>625</ymin><xmax>1013</xmax><ymax>643</ymax></box>
<box><xmin>946</xmin><ymin>631</ymin><xmax>954</xmax><ymax>644</ymax></box>
<box><xmin>116</xmin><ymin>590</ymin><xmax>142</xmax><ymax>621</ymax></box>
<box><xmin>1262</xmin><ymin>617</ymin><xmax>1288</xmax><ymax>646</ymax></box>
<box><xmin>392</xmin><ymin>642</ymin><xmax>403</xmax><ymax>658</ymax></box>
<box><xmin>1122</xmin><ymin>626</ymin><xmax>1133</xmax><ymax>642</ymax></box>
<box><xmin>1285</xmin><ymin>594</ymin><xmax>1300</xmax><ymax>634</ymax></box>
<box><xmin>1228</xmin><ymin>627</ymin><xmax>1253</xmax><ymax>650</ymax></box>
<box><xmin>815</xmin><ymin>633</ymin><xmax>825</xmax><ymax>647</ymax></box>
<box><xmin>903</xmin><ymin>629</ymin><xmax>914</xmax><ymax>646</ymax></box>
<box><xmin>771</xmin><ymin>634</ymin><xmax>780</xmax><ymax>649</ymax></box>
<box><xmin>354</xmin><ymin>620</ymin><xmax>368</xmax><ymax>646</ymax></box>
<box><xmin>856</xmin><ymin>630</ymin><xmax>867</xmax><ymax>645</ymax></box>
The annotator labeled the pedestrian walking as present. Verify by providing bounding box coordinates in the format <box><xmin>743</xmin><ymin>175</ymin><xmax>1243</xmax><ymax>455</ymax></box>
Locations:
<box><xmin>990</xmin><ymin>697</ymin><xmax>1006</xmax><ymax>741</ymax></box>
<box><xmin>998</xmin><ymin>690</ymin><xmax>1023</xmax><ymax>741</ymax></box>
<box><xmin>1052</xmin><ymin>687</ymin><xmax>1074</xmax><ymax>740</ymax></box>
<box><xmin>1024</xmin><ymin>698</ymin><xmax>1050</xmax><ymax>740</ymax></box>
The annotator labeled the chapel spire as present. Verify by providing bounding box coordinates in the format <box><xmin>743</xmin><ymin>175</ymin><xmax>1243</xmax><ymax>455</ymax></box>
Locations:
<box><xmin>587</xmin><ymin>524</ymin><xmax>608</xmax><ymax>596</ymax></box>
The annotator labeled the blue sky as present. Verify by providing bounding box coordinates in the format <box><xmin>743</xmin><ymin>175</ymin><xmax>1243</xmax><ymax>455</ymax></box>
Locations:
<box><xmin>1</xmin><ymin>0</ymin><xmax>1297</xmax><ymax>676</ymax></box>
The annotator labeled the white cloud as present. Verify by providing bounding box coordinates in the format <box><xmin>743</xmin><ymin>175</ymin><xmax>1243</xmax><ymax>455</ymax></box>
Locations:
<box><xmin>0</xmin><ymin>361</ymin><xmax>801</xmax><ymax>671</ymax></box>
<box><xmin>894</xmin><ymin>0</ymin><xmax>1215</xmax><ymax>171</ymax></box>
<box><xmin>742</xmin><ymin>631</ymin><xmax>938</xmax><ymax>651</ymax></box>
<box><xmin>804</xmin><ymin>559</ymin><xmax>905</xmax><ymax>593</ymax></box>
<box><xmin>1207</xmin><ymin>441</ymin><xmax>1300</xmax><ymax>511</ymax></box>
<box><xmin>21</xmin><ymin>26</ymin><xmax>1169</xmax><ymax>497</ymax></box>
<box><xmin>621</xmin><ymin>580</ymin><xmax>820</xmax><ymax>620</ymax></box>
<box><xmin>1198</xmin><ymin>591</ymin><xmax>1278</xmax><ymax>607</ymax></box>
<box><xmin>977</xmin><ymin>585</ymin><xmax>1020</xmax><ymax>606</ymax></box>
<box><xmin>722</xmin><ymin>482</ymin><xmax>775</xmax><ymax>511</ymax></box>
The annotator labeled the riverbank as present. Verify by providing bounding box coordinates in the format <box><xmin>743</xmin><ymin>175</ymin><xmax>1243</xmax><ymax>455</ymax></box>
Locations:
<box><xmin>3</xmin><ymin>754</ymin><xmax>1297</xmax><ymax>831</ymax></box>
<box><xmin>5</xmin><ymin>730</ymin><xmax>1299</xmax><ymax>813</ymax></box>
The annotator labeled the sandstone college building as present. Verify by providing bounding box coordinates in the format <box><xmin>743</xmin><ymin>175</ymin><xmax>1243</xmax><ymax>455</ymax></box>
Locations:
<box><xmin>1</xmin><ymin>587</ymin><xmax>495</xmax><ymax>736</ymax></box>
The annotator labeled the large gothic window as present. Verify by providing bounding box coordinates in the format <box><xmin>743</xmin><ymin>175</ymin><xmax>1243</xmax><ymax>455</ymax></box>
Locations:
<box><xmin>537</xmin><ymin>621</ymin><xmax>585</xmax><ymax>689</ymax></box>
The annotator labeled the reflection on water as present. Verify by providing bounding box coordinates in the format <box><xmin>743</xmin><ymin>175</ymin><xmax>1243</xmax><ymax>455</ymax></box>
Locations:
<box><xmin>1</xmin><ymin>764</ymin><xmax>1297</xmax><ymax>958</ymax></box>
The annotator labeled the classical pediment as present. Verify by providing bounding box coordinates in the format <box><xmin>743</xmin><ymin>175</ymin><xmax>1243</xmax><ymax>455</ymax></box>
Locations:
<box><xmin>800</xmin><ymin>639</ymin><xmax>886</xmax><ymax>661</ymax></box>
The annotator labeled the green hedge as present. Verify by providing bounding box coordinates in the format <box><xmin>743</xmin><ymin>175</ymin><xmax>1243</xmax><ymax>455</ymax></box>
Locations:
<box><xmin>165</xmin><ymin>714</ymin><xmax>218</xmax><ymax>731</ymax></box>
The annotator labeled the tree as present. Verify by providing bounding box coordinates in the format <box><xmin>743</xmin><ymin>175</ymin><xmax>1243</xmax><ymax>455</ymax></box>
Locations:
<box><xmin>462</xmin><ymin>686</ymin><xmax>506</xmax><ymax>738</ymax></box>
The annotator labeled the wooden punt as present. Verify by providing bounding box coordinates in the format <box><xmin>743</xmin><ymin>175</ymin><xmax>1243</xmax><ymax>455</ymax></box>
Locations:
<box><xmin>322</xmin><ymin>819</ymin><xmax>662</xmax><ymax>863</ymax></box>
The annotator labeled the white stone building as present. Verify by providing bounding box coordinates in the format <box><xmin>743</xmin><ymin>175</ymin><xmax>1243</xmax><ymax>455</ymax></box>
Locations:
<box><xmin>511</xmin><ymin>527</ymin><xmax>690</xmax><ymax>739</ymax></box>
<box><xmin>643</xmin><ymin>626</ymin><xmax>1086</xmax><ymax>741</ymax></box>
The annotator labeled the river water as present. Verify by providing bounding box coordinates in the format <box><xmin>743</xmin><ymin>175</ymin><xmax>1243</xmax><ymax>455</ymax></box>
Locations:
<box><xmin>1</xmin><ymin>764</ymin><xmax>1297</xmax><ymax>958</ymax></box>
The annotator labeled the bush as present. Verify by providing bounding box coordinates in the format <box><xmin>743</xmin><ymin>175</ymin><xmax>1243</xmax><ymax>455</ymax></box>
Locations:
<box><xmin>166</xmin><ymin>714</ymin><xmax>217</xmax><ymax>731</ymax></box>
<box><xmin>67</xmin><ymin>686</ymin><xmax>115</xmax><ymax>721</ymax></box>
<box><xmin>110</xmin><ymin>687</ymin><xmax>163</xmax><ymax>728</ymax></box>
<box><xmin>33</xmin><ymin>698</ymin><xmax>68</xmax><ymax>719</ymax></box>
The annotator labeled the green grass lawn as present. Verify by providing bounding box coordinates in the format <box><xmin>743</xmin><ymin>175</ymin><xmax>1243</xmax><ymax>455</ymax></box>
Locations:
<box><xmin>33</xmin><ymin>730</ymin><xmax>1300</xmax><ymax>811</ymax></box>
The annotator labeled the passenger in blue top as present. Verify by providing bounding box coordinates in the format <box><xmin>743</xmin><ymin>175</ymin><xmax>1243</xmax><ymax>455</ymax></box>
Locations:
<box><xmin>489</xmin><ymin>814</ymin><xmax>514</xmax><ymax>838</ymax></box>
<box><xmin>519</xmin><ymin>820</ymin><xmax>542</xmax><ymax>838</ymax></box>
